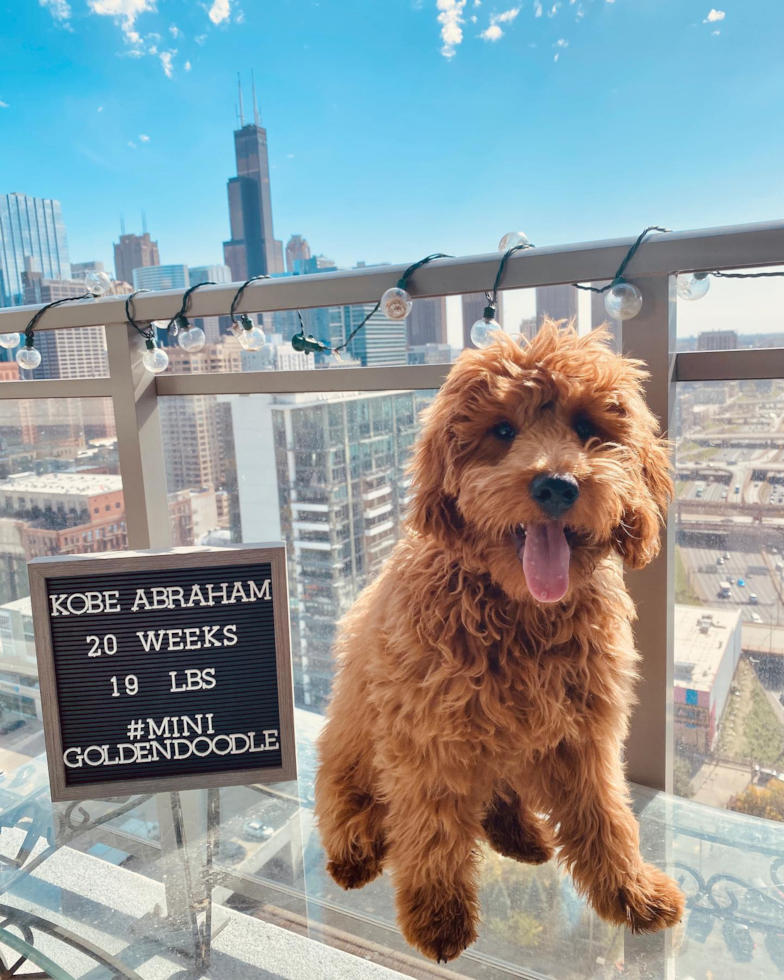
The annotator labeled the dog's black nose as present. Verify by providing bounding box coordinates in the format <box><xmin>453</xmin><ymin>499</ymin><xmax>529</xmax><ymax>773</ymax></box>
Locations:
<box><xmin>529</xmin><ymin>473</ymin><xmax>579</xmax><ymax>519</ymax></box>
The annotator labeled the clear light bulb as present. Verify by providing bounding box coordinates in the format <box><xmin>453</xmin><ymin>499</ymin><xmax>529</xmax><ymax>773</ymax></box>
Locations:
<box><xmin>151</xmin><ymin>320</ymin><xmax>169</xmax><ymax>331</ymax></box>
<box><xmin>380</xmin><ymin>285</ymin><xmax>412</xmax><ymax>320</ymax></box>
<box><xmin>178</xmin><ymin>326</ymin><xmax>206</xmax><ymax>352</ymax></box>
<box><xmin>470</xmin><ymin>317</ymin><xmax>502</xmax><ymax>349</ymax></box>
<box><xmin>676</xmin><ymin>273</ymin><xmax>711</xmax><ymax>302</ymax></box>
<box><xmin>239</xmin><ymin>325</ymin><xmax>266</xmax><ymax>351</ymax></box>
<box><xmin>16</xmin><ymin>346</ymin><xmax>41</xmax><ymax>370</ymax></box>
<box><xmin>604</xmin><ymin>281</ymin><xmax>643</xmax><ymax>321</ymax></box>
<box><xmin>142</xmin><ymin>343</ymin><xmax>169</xmax><ymax>374</ymax></box>
<box><xmin>84</xmin><ymin>270</ymin><xmax>113</xmax><ymax>296</ymax></box>
<box><xmin>498</xmin><ymin>231</ymin><xmax>530</xmax><ymax>252</ymax></box>
<box><xmin>0</xmin><ymin>333</ymin><xmax>20</xmax><ymax>349</ymax></box>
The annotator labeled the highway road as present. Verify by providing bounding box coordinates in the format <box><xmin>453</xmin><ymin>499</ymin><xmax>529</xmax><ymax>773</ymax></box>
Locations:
<box><xmin>680</xmin><ymin>545</ymin><xmax>784</xmax><ymax>623</ymax></box>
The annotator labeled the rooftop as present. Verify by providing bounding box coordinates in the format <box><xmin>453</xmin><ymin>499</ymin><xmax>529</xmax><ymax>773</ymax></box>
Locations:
<box><xmin>674</xmin><ymin>603</ymin><xmax>741</xmax><ymax>693</ymax></box>
<box><xmin>0</xmin><ymin>473</ymin><xmax>123</xmax><ymax>496</ymax></box>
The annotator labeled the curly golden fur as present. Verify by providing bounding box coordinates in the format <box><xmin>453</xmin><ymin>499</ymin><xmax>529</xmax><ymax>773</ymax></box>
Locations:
<box><xmin>315</xmin><ymin>322</ymin><xmax>684</xmax><ymax>962</ymax></box>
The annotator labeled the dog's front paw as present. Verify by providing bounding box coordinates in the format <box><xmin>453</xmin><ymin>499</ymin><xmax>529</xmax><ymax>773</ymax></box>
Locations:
<box><xmin>327</xmin><ymin>854</ymin><xmax>383</xmax><ymax>890</ymax></box>
<box><xmin>594</xmin><ymin>863</ymin><xmax>684</xmax><ymax>934</ymax></box>
<box><xmin>398</xmin><ymin>887</ymin><xmax>479</xmax><ymax>963</ymax></box>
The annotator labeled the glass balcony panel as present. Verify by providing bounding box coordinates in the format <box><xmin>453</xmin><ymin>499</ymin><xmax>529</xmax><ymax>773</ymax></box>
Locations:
<box><xmin>677</xmin><ymin>265</ymin><xmax>784</xmax><ymax>351</ymax></box>
<box><xmin>673</xmin><ymin>379</ymin><xmax>784</xmax><ymax>821</ymax></box>
<box><xmin>0</xmin><ymin>327</ymin><xmax>110</xmax><ymax>381</ymax></box>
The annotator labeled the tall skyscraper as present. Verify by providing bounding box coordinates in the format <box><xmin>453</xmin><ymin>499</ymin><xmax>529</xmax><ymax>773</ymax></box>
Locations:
<box><xmin>590</xmin><ymin>282</ymin><xmax>621</xmax><ymax>351</ymax></box>
<box><xmin>535</xmin><ymin>284</ymin><xmax>577</xmax><ymax>324</ymax></box>
<box><xmin>407</xmin><ymin>296</ymin><xmax>447</xmax><ymax>347</ymax></box>
<box><xmin>223</xmin><ymin>75</ymin><xmax>284</xmax><ymax>282</ymax></box>
<box><xmin>132</xmin><ymin>264</ymin><xmax>189</xmax><ymax>291</ymax></box>
<box><xmin>285</xmin><ymin>235</ymin><xmax>312</xmax><ymax>273</ymax></box>
<box><xmin>331</xmin><ymin>303</ymin><xmax>407</xmax><ymax>367</ymax></box>
<box><xmin>462</xmin><ymin>293</ymin><xmax>503</xmax><ymax>349</ymax></box>
<box><xmin>113</xmin><ymin>231</ymin><xmax>160</xmax><ymax>285</ymax></box>
<box><xmin>0</xmin><ymin>193</ymin><xmax>71</xmax><ymax>307</ymax></box>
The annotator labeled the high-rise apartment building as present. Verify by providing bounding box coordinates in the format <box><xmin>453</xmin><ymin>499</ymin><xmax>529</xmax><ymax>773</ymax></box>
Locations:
<box><xmin>333</xmin><ymin>303</ymin><xmax>407</xmax><ymax>367</ymax></box>
<box><xmin>535</xmin><ymin>284</ymin><xmax>578</xmax><ymax>324</ymax></box>
<box><xmin>0</xmin><ymin>193</ymin><xmax>71</xmax><ymax>307</ymax></box>
<box><xmin>223</xmin><ymin>78</ymin><xmax>284</xmax><ymax>281</ymax></box>
<box><xmin>132</xmin><ymin>264</ymin><xmax>189</xmax><ymax>291</ymax></box>
<box><xmin>34</xmin><ymin>327</ymin><xmax>109</xmax><ymax>381</ymax></box>
<box><xmin>22</xmin><ymin>271</ymin><xmax>87</xmax><ymax>305</ymax></box>
<box><xmin>407</xmin><ymin>296</ymin><xmax>447</xmax><ymax>347</ymax></box>
<box><xmin>697</xmin><ymin>330</ymin><xmax>739</xmax><ymax>351</ymax></box>
<box><xmin>113</xmin><ymin>232</ymin><xmax>160</xmax><ymax>286</ymax></box>
<box><xmin>189</xmin><ymin>264</ymin><xmax>233</xmax><ymax>285</ymax></box>
<box><xmin>285</xmin><ymin>235</ymin><xmax>312</xmax><ymax>273</ymax></box>
<box><xmin>226</xmin><ymin>389</ymin><xmax>429</xmax><ymax>708</ymax></box>
<box><xmin>590</xmin><ymin>283</ymin><xmax>622</xmax><ymax>351</ymax></box>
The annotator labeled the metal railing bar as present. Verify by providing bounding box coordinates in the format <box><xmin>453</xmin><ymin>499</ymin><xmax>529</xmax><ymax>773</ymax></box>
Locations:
<box><xmin>0</xmin><ymin>220</ymin><xmax>781</xmax><ymax>332</ymax></box>
<box><xmin>675</xmin><ymin>347</ymin><xmax>784</xmax><ymax>382</ymax></box>
<box><xmin>155</xmin><ymin>363</ymin><xmax>452</xmax><ymax>396</ymax></box>
<box><xmin>0</xmin><ymin>378</ymin><xmax>114</xmax><ymax>400</ymax></box>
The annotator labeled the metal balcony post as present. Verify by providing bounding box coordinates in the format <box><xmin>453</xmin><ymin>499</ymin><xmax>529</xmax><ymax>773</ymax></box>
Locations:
<box><xmin>621</xmin><ymin>276</ymin><xmax>677</xmax><ymax>793</ymax></box>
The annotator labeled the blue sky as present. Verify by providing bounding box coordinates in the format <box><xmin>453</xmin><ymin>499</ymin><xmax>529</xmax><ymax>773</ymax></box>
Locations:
<box><xmin>1</xmin><ymin>0</ymin><xmax>782</xmax><ymax>280</ymax></box>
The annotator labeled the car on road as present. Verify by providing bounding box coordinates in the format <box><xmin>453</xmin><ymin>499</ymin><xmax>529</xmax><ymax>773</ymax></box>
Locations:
<box><xmin>749</xmin><ymin>593</ymin><xmax>759</xmax><ymax>605</ymax></box>
<box><xmin>717</xmin><ymin>557</ymin><xmax>725</xmax><ymax>565</ymax></box>
<box><xmin>737</xmin><ymin>578</ymin><xmax>745</xmax><ymax>587</ymax></box>
<box><xmin>723</xmin><ymin>552</ymin><xmax>731</xmax><ymax>559</ymax></box>
<box><xmin>751</xmin><ymin>612</ymin><xmax>763</xmax><ymax>623</ymax></box>
<box><xmin>241</xmin><ymin>820</ymin><xmax>275</xmax><ymax>842</ymax></box>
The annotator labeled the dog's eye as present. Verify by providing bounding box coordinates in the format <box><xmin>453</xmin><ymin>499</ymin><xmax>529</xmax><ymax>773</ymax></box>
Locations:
<box><xmin>491</xmin><ymin>421</ymin><xmax>517</xmax><ymax>441</ymax></box>
<box><xmin>574</xmin><ymin>417</ymin><xmax>598</xmax><ymax>442</ymax></box>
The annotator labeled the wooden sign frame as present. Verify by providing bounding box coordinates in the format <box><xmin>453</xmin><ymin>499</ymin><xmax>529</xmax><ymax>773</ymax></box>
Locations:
<box><xmin>29</xmin><ymin>544</ymin><xmax>296</xmax><ymax>802</ymax></box>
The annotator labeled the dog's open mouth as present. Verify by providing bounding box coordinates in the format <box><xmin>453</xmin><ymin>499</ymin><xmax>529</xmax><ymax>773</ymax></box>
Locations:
<box><xmin>514</xmin><ymin>523</ymin><xmax>579</xmax><ymax>604</ymax></box>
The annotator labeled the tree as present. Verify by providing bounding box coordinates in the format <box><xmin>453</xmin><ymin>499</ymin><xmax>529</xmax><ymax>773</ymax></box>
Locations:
<box><xmin>730</xmin><ymin>779</ymin><xmax>784</xmax><ymax>822</ymax></box>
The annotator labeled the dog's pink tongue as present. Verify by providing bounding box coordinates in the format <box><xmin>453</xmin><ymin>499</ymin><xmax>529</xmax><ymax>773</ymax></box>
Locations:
<box><xmin>522</xmin><ymin>522</ymin><xmax>571</xmax><ymax>603</ymax></box>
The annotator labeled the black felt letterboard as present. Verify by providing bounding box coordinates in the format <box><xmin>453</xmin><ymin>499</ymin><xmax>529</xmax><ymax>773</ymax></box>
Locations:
<box><xmin>29</xmin><ymin>546</ymin><xmax>296</xmax><ymax>801</ymax></box>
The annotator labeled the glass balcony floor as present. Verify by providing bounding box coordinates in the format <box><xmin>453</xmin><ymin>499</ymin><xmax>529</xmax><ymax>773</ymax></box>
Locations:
<box><xmin>0</xmin><ymin>708</ymin><xmax>781</xmax><ymax>979</ymax></box>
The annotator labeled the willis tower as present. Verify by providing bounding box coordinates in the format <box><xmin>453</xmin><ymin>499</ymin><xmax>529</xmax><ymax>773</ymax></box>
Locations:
<box><xmin>223</xmin><ymin>73</ymin><xmax>284</xmax><ymax>280</ymax></box>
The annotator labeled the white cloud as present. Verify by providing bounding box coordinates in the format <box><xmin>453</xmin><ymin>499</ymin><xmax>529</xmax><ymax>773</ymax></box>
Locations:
<box><xmin>234</xmin><ymin>8</ymin><xmax>245</xmax><ymax>22</ymax></box>
<box><xmin>159</xmin><ymin>50</ymin><xmax>175</xmax><ymax>76</ymax></box>
<box><xmin>494</xmin><ymin>6</ymin><xmax>519</xmax><ymax>23</ymax></box>
<box><xmin>195</xmin><ymin>33</ymin><xmax>207</xmax><ymax>44</ymax></box>
<box><xmin>470</xmin><ymin>13</ymin><xmax>477</xmax><ymax>21</ymax></box>
<box><xmin>553</xmin><ymin>52</ymin><xmax>560</xmax><ymax>61</ymax></box>
<box><xmin>127</xmin><ymin>140</ymin><xmax>137</xmax><ymax>148</ymax></box>
<box><xmin>711</xmin><ymin>28</ymin><xmax>720</xmax><ymax>34</ymax></box>
<box><xmin>0</xmin><ymin>101</ymin><xmax>8</xmax><ymax>108</ymax></box>
<box><xmin>533</xmin><ymin>0</ymin><xmax>542</xmax><ymax>16</ymax></box>
<box><xmin>169</xmin><ymin>23</ymin><xmax>182</xmax><ymax>37</ymax></box>
<box><xmin>208</xmin><ymin>0</ymin><xmax>231</xmax><ymax>24</ymax></box>
<box><xmin>184</xmin><ymin>59</ymin><xmax>192</xmax><ymax>70</ymax></box>
<box><xmin>554</xmin><ymin>36</ymin><xmax>568</xmax><ymax>46</ymax></box>
<box><xmin>39</xmin><ymin>0</ymin><xmax>73</xmax><ymax>23</ymax></box>
<box><xmin>139</xmin><ymin>133</ymin><xmax>150</xmax><ymax>141</ymax></box>
<box><xmin>473</xmin><ymin>0</ymin><xmax>481</xmax><ymax>4</ymax></box>
<box><xmin>547</xmin><ymin>2</ymin><xmax>561</xmax><ymax>16</ymax></box>
<box><xmin>481</xmin><ymin>23</ymin><xmax>503</xmax><ymax>39</ymax></box>
<box><xmin>704</xmin><ymin>8</ymin><xmax>725</xmax><ymax>21</ymax></box>
<box><xmin>437</xmin><ymin>0</ymin><xmax>467</xmax><ymax>58</ymax></box>
<box><xmin>126</xmin><ymin>48</ymin><xmax>144</xmax><ymax>56</ymax></box>
<box><xmin>88</xmin><ymin>0</ymin><xmax>156</xmax><ymax>39</ymax></box>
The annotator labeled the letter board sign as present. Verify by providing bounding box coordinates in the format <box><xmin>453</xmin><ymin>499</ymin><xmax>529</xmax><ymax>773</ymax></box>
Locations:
<box><xmin>29</xmin><ymin>545</ymin><xmax>296</xmax><ymax>801</ymax></box>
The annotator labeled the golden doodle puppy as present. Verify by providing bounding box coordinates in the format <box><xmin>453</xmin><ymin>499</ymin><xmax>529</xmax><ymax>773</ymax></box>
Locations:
<box><xmin>315</xmin><ymin>322</ymin><xmax>684</xmax><ymax>962</ymax></box>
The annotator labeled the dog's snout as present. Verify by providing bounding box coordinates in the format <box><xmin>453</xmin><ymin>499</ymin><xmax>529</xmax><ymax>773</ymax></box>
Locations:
<box><xmin>529</xmin><ymin>473</ymin><xmax>580</xmax><ymax>519</ymax></box>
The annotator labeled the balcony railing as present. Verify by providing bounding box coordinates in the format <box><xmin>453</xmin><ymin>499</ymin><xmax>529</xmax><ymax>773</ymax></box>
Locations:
<box><xmin>1</xmin><ymin>219</ymin><xmax>784</xmax><ymax>978</ymax></box>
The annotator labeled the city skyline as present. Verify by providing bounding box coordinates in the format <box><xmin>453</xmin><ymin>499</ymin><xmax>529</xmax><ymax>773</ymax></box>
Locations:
<box><xmin>3</xmin><ymin>3</ymin><xmax>782</xmax><ymax>279</ymax></box>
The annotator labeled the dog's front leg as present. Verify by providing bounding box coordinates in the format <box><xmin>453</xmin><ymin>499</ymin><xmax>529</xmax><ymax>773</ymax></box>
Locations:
<box><xmin>541</xmin><ymin>739</ymin><xmax>684</xmax><ymax>933</ymax></box>
<box><xmin>381</xmin><ymin>767</ymin><xmax>483</xmax><ymax>963</ymax></box>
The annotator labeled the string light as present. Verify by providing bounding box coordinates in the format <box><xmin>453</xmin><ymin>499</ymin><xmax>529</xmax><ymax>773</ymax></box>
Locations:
<box><xmin>471</xmin><ymin>238</ymin><xmax>536</xmax><ymax>348</ymax></box>
<box><xmin>167</xmin><ymin>281</ymin><xmax>216</xmax><ymax>353</ymax></box>
<box><xmin>228</xmin><ymin>275</ymin><xmax>270</xmax><ymax>348</ymax></box>
<box><xmin>676</xmin><ymin>272</ymin><xmax>710</xmax><ymax>301</ymax></box>
<box><xmin>0</xmin><ymin>333</ymin><xmax>20</xmax><ymax>350</ymax></box>
<box><xmin>498</xmin><ymin>231</ymin><xmax>530</xmax><ymax>252</ymax></box>
<box><xmin>573</xmin><ymin>226</ymin><xmax>671</xmax><ymax>321</ymax></box>
<box><xmin>291</xmin><ymin>254</ymin><xmax>452</xmax><ymax>357</ymax></box>
<box><xmin>126</xmin><ymin>289</ymin><xmax>169</xmax><ymax>375</ymax></box>
<box><xmin>83</xmin><ymin>270</ymin><xmax>113</xmax><ymax>297</ymax></box>
<box><xmin>17</xmin><ymin>291</ymin><xmax>94</xmax><ymax>373</ymax></box>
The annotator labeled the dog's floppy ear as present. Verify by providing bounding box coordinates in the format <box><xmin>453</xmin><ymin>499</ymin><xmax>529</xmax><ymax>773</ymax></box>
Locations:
<box><xmin>405</xmin><ymin>397</ymin><xmax>464</xmax><ymax>547</ymax></box>
<box><xmin>614</xmin><ymin>432</ymin><xmax>673</xmax><ymax>570</ymax></box>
